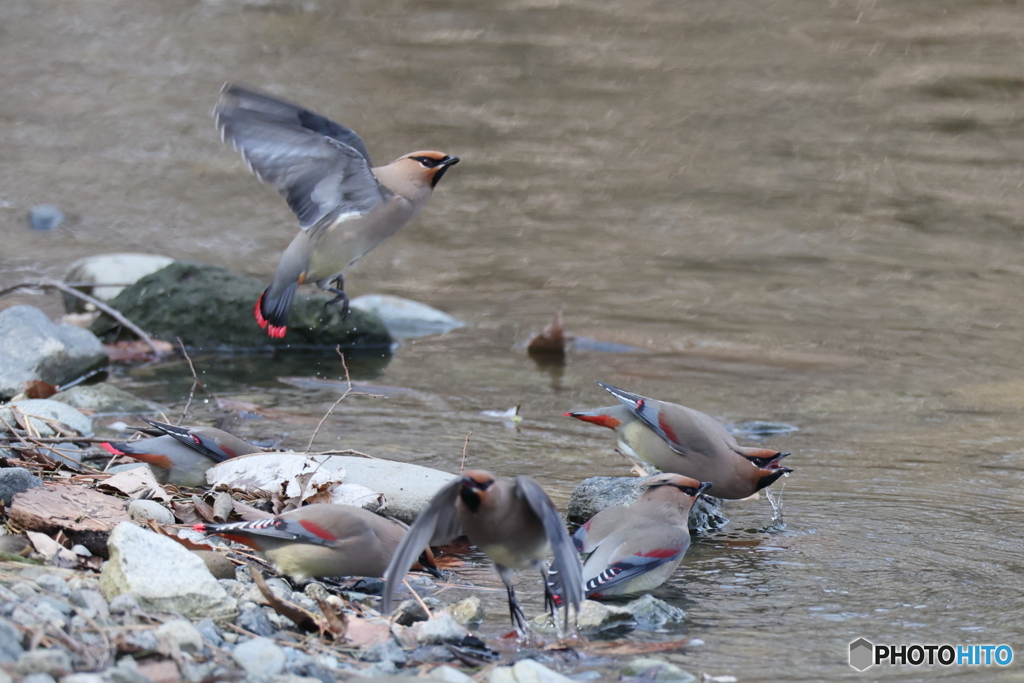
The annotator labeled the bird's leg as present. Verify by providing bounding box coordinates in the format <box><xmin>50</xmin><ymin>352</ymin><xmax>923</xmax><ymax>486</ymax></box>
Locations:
<box><xmin>541</xmin><ymin>567</ymin><xmax>559</xmax><ymax>621</ymax></box>
<box><xmin>498</xmin><ymin>566</ymin><xmax>529</xmax><ymax>634</ymax></box>
<box><xmin>323</xmin><ymin>274</ymin><xmax>350</xmax><ymax>321</ymax></box>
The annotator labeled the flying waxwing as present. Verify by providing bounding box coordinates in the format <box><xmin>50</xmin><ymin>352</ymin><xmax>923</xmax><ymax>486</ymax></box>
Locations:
<box><xmin>195</xmin><ymin>504</ymin><xmax>439</xmax><ymax>581</ymax></box>
<box><xmin>566</xmin><ymin>382</ymin><xmax>792</xmax><ymax>499</ymax></box>
<box><xmin>574</xmin><ymin>474</ymin><xmax>711</xmax><ymax>598</ymax></box>
<box><xmin>214</xmin><ymin>83</ymin><xmax>460</xmax><ymax>338</ymax></box>
<box><xmin>382</xmin><ymin>470</ymin><xmax>583</xmax><ymax>633</ymax></box>
<box><xmin>100</xmin><ymin>419</ymin><xmax>261</xmax><ymax>488</ymax></box>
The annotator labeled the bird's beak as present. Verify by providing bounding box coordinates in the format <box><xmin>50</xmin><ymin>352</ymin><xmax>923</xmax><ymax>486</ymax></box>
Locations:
<box><xmin>430</xmin><ymin>155</ymin><xmax>460</xmax><ymax>187</ymax></box>
<box><xmin>696</xmin><ymin>481</ymin><xmax>713</xmax><ymax>497</ymax></box>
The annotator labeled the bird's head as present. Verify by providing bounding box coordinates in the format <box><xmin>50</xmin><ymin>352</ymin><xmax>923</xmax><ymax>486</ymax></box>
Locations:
<box><xmin>640</xmin><ymin>473</ymin><xmax>712</xmax><ymax>499</ymax></box>
<box><xmin>396</xmin><ymin>151</ymin><xmax>460</xmax><ymax>188</ymax></box>
<box><xmin>458</xmin><ymin>469</ymin><xmax>496</xmax><ymax>513</ymax></box>
<box><xmin>743</xmin><ymin>452</ymin><xmax>793</xmax><ymax>491</ymax></box>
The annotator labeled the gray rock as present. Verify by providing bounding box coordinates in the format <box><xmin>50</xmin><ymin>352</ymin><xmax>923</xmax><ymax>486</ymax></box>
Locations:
<box><xmin>0</xmin><ymin>306</ymin><xmax>108</xmax><ymax>401</ymax></box>
<box><xmin>119</xmin><ymin>629</ymin><xmax>160</xmax><ymax>652</ymax></box>
<box><xmin>59</xmin><ymin>674</ymin><xmax>107</xmax><ymax>683</ymax></box>
<box><xmin>127</xmin><ymin>499</ymin><xmax>175</xmax><ymax>525</ymax></box>
<box><xmin>0</xmin><ymin>468</ymin><xmax>43</xmax><ymax>505</ymax></box>
<box><xmin>623</xmin><ymin>594</ymin><xmax>686</xmax><ymax>630</ymax></box>
<box><xmin>28</xmin><ymin>205</ymin><xmax>64</xmax><ymax>232</ymax></box>
<box><xmin>34</xmin><ymin>573</ymin><xmax>69</xmax><ymax>597</ymax></box>
<box><xmin>104</xmin><ymin>463</ymin><xmax>149</xmax><ymax>476</ymax></box>
<box><xmin>68</xmin><ymin>589</ymin><xmax>109</xmax><ymax>621</ymax></box>
<box><xmin>194</xmin><ymin>619</ymin><xmax>224</xmax><ymax>648</ymax></box>
<box><xmin>350</xmin><ymin>294</ymin><xmax>465</xmax><ymax>338</ymax></box>
<box><xmin>236</xmin><ymin>607</ymin><xmax>276</xmax><ymax>637</ymax></box>
<box><xmin>100</xmin><ymin>522</ymin><xmax>236</xmax><ymax>618</ymax></box>
<box><xmin>361</xmin><ymin>638</ymin><xmax>407</xmax><ymax>665</ymax></box>
<box><xmin>107</xmin><ymin>593</ymin><xmax>140</xmax><ymax>616</ymax></box>
<box><xmin>63</xmin><ymin>253</ymin><xmax>175</xmax><ymax>313</ymax></box>
<box><xmin>21</xmin><ymin>674</ymin><xmax>57</xmax><ymax>683</ymax></box>
<box><xmin>0</xmin><ymin>399</ymin><xmax>94</xmax><ymax>437</ymax></box>
<box><xmin>567</xmin><ymin>476</ymin><xmax>727</xmax><ymax>533</ymax></box>
<box><xmin>90</xmin><ymin>261</ymin><xmax>391</xmax><ymax>352</ymax></box>
<box><xmin>0</xmin><ymin>617</ymin><xmax>25</xmax><ymax>662</ymax></box>
<box><xmin>430</xmin><ymin>666</ymin><xmax>477</xmax><ymax>683</ymax></box>
<box><xmin>576</xmin><ymin>600</ymin><xmax>635</xmax><ymax>633</ymax></box>
<box><xmin>50</xmin><ymin>384</ymin><xmax>166</xmax><ymax>416</ymax></box>
<box><xmin>155</xmin><ymin>619</ymin><xmax>205</xmax><ymax>653</ymax></box>
<box><xmin>489</xmin><ymin>659</ymin><xmax>574</xmax><ymax>683</ymax></box>
<box><xmin>620</xmin><ymin>658</ymin><xmax>696</xmax><ymax>681</ymax></box>
<box><xmin>394</xmin><ymin>599</ymin><xmax>430</xmax><ymax>626</ymax></box>
<box><xmin>233</xmin><ymin>637</ymin><xmax>286</xmax><ymax>682</ymax></box>
<box><xmin>15</xmin><ymin>648</ymin><xmax>72</xmax><ymax>678</ymax></box>
<box><xmin>415</xmin><ymin>613</ymin><xmax>469</xmax><ymax>645</ymax></box>
<box><xmin>448</xmin><ymin>596</ymin><xmax>483</xmax><ymax>626</ymax></box>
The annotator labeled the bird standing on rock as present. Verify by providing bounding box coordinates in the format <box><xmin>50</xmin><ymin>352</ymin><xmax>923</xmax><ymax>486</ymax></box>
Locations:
<box><xmin>382</xmin><ymin>470</ymin><xmax>583</xmax><ymax>633</ymax></box>
<box><xmin>195</xmin><ymin>504</ymin><xmax>439</xmax><ymax>581</ymax></box>
<box><xmin>566</xmin><ymin>382</ymin><xmax>792</xmax><ymax>499</ymax></box>
<box><xmin>100</xmin><ymin>419</ymin><xmax>261</xmax><ymax>488</ymax></box>
<box><xmin>574</xmin><ymin>474</ymin><xmax>711</xmax><ymax>598</ymax></box>
<box><xmin>214</xmin><ymin>83</ymin><xmax>460</xmax><ymax>338</ymax></box>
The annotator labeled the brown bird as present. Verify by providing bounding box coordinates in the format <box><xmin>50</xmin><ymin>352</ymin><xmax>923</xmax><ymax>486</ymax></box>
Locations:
<box><xmin>382</xmin><ymin>470</ymin><xmax>583</xmax><ymax>633</ymax></box>
<box><xmin>100</xmin><ymin>419</ymin><xmax>261</xmax><ymax>488</ymax></box>
<box><xmin>195</xmin><ymin>504</ymin><xmax>438</xmax><ymax>581</ymax></box>
<box><xmin>214</xmin><ymin>84</ymin><xmax>460</xmax><ymax>338</ymax></box>
<box><xmin>574</xmin><ymin>474</ymin><xmax>711</xmax><ymax>598</ymax></box>
<box><xmin>566</xmin><ymin>382</ymin><xmax>792</xmax><ymax>499</ymax></box>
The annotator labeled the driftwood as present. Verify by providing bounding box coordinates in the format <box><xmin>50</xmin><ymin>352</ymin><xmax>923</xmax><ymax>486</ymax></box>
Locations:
<box><xmin>8</xmin><ymin>484</ymin><xmax>130</xmax><ymax>556</ymax></box>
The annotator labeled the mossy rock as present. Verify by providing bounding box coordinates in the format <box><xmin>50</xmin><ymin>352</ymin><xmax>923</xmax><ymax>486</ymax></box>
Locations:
<box><xmin>90</xmin><ymin>261</ymin><xmax>392</xmax><ymax>352</ymax></box>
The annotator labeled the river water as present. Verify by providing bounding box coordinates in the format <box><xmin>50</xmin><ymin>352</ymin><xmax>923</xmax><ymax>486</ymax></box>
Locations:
<box><xmin>2</xmin><ymin>0</ymin><xmax>1024</xmax><ymax>680</ymax></box>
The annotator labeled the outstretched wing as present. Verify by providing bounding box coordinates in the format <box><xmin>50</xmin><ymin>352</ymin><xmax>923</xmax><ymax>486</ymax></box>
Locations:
<box><xmin>381</xmin><ymin>477</ymin><xmax>463</xmax><ymax>614</ymax></box>
<box><xmin>215</xmin><ymin>83</ymin><xmax>389</xmax><ymax>230</ymax></box>
<box><xmin>515</xmin><ymin>476</ymin><xmax>584</xmax><ymax>613</ymax></box>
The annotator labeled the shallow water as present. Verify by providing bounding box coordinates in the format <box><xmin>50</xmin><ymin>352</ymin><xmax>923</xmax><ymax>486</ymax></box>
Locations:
<box><xmin>3</xmin><ymin>0</ymin><xmax>1024</xmax><ymax>680</ymax></box>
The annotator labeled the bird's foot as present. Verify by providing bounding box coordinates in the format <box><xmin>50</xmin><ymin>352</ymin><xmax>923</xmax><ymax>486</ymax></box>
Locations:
<box><xmin>324</xmin><ymin>281</ymin><xmax>350</xmax><ymax>321</ymax></box>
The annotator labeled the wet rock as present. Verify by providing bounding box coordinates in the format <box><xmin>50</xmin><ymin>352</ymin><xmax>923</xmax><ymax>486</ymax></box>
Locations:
<box><xmin>127</xmin><ymin>499</ymin><xmax>175</xmax><ymax>525</ymax></box>
<box><xmin>415</xmin><ymin>613</ymin><xmax>470</xmax><ymax>645</ymax></box>
<box><xmin>236</xmin><ymin>606</ymin><xmax>276</xmax><ymax>637</ymax></box>
<box><xmin>233</xmin><ymin>637</ymin><xmax>286</xmax><ymax>682</ymax></box>
<box><xmin>620</xmin><ymin>658</ymin><xmax>696</xmax><ymax>681</ymax></box>
<box><xmin>195</xmin><ymin>550</ymin><xmax>237</xmax><ymax>580</ymax></box>
<box><xmin>360</xmin><ymin>638</ymin><xmax>407</xmax><ymax>665</ymax></box>
<box><xmin>0</xmin><ymin>399</ymin><xmax>93</xmax><ymax>437</ymax></box>
<box><xmin>489</xmin><ymin>659</ymin><xmax>574</xmax><ymax>683</ymax></box>
<box><xmin>448</xmin><ymin>596</ymin><xmax>483</xmax><ymax>626</ymax></box>
<box><xmin>90</xmin><ymin>261</ymin><xmax>391</xmax><ymax>352</ymax></box>
<box><xmin>50</xmin><ymin>384</ymin><xmax>166</xmax><ymax>416</ymax></box>
<box><xmin>195</xmin><ymin>618</ymin><xmax>224</xmax><ymax>648</ymax></box>
<box><xmin>430</xmin><ymin>666</ymin><xmax>477</xmax><ymax>683</ymax></box>
<box><xmin>68</xmin><ymin>589</ymin><xmax>109</xmax><ymax>621</ymax></box>
<box><xmin>15</xmin><ymin>649</ymin><xmax>72</xmax><ymax>678</ymax></box>
<box><xmin>394</xmin><ymin>599</ymin><xmax>431</xmax><ymax>626</ymax></box>
<box><xmin>623</xmin><ymin>594</ymin><xmax>686</xmax><ymax>630</ymax></box>
<box><xmin>350</xmin><ymin>294</ymin><xmax>465</xmax><ymax>338</ymax></box>
<box><xmin>0</xmin><ymin>468</ymin><xmax>43</xmax><ymax>506</ymax></box>
<box><xmin>100</xmin><ymin>522</ymin><xmax>236</xmax><ymax>618</ymax></box>
<box><xmin>567</xmin><ymin>476</ymin><xmax>726</xmax><ymax>532</ymax></box>
<box><xmin>0</xmin><ymin>306</ymin><xmax>108</xmax><ymax>401</ymax></box>
<box><xmin>107</xmin><ymin>593</ymin><xmax>140</xmax><ymax>616</ymax></box>
<box><xmin>63</xmin><ymin>253</ymin><xmax>175</xmax><ymax>313</ymax></box>
<box><xmin>21</xmin><ymin>674</ymin><xmax>57</xmax><ymax>683</ymax></box>
<box><xmin>576</xmin><ymin>600</ymin><xmax>635</xmax><ymax>633</ymax></box>
<box><xmin>0</xmin><ymin>617</ymin><xmax>25</xmax><ymax>662</ymax></box>
<box><xmin>34</xmin><ymin>572</ymin><xmax>69</xmax><ymax>597</ymax></box>
<box><xmin>155</xmin><ymin>619</ymin><xmax>205</xmax><ymax>654</ymax></box>
<box><xmin>28</xmin><ymin>205</ymin><xmax>64</xmax><ymax>232</ymax></box>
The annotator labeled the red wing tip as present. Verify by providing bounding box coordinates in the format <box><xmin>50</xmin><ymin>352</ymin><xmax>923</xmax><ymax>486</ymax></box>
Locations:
<box><xmin>267</xmin><ymin>324</ymin><xmax>287</xmax><ymax>338</ymax></box>
<box><xmin>193</xmin><ymin>524</ymin><xmax>208</xmax><ymax>533</ymax></box>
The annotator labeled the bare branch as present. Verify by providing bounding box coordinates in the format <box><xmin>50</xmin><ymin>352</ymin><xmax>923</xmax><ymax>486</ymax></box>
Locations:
<box><xmin>459</xmin><ymin>432</ymin><xmax>472</xmax><ymax>474</ymax></box>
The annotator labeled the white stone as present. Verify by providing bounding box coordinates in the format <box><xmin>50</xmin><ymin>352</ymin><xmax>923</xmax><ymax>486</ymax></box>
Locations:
<box><xmin>0</xmin><ymin>400</ymin><xmax>93</xmax><ymax>437</ymax></box>
<box><xmin>232</xmin><ymin>637</ymin><xmax>286</xmax><ymax>682</ymax></box>
<box><xmin>489</xmin><ymin>659</ymin><xmax>574</xmax><ymax>683</ymax></box>
<box><xmin>63</xmin><ymin>254</ymin><xmax>174</xmax><ymax>312</ymax></box>
<box><xmin>127</xmin><ymin>499</ymin><xmax>175</xmax><ymax>525</ymax></box>
<box><xmin>350</xmin><ymin>294</ymin><xmax>464</xmax><ymax>338</ymax></box>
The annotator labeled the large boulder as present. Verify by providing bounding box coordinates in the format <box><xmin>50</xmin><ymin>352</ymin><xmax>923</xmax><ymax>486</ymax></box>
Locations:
<box><xmin>90</xmin><ymin>261</ymin><xmax>392</xmax><ymax>351</ymax></box>
<box><xmin>63</xmin><ymin>253</ymin><xmax>174</xmax><ymax>313</ymax></box>
<box><xmin>0</xmin><ymin>306</ymin><xmax>108</xmax><ymax>400</ymax></box>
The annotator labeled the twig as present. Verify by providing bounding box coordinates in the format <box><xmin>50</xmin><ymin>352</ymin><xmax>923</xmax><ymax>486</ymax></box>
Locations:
<box><xmin>0</xmin><ymin>278</ymin><xmax>168</xmax><ymax>358</ymax></box>
<box><xmin>402</xmin><ymin>578</ymin><xmax>433</xmax><ymax>620</ymax></box>
<box><xmin>308</xmin><ymin>449</ymin><xmax>379</xmax><ymax>459</ymax></box>
<box><xmin>459</xmin><ymin>432</ymin><xmax>472</xmax><ymax>474</ymax></box>
<box><xmin>306</xmin><ymin>347</ymin><xmax>353</xmax><ymax>452</ymax></box>
<box><xmin>0</xmin><ymin>436</ymin><xmax>114</xmax><ymax>445</ymax></box>
<box><xmin>177</xmin><ymin>337</ymin><xmax>201</xmax><ymax>425</ymax></box>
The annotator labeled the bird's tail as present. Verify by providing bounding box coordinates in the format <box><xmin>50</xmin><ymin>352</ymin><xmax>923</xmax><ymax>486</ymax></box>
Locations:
<box><xmin>254</xmin><ymin>281</ymin><xmax>298</xmax><ymax>339</ymax></box>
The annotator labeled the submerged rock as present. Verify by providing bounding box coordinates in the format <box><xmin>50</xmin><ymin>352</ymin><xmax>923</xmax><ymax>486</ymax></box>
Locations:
<box><xmin>490</xmin><ymin>659</ymin><xmax>574</xmax><ymax>683</ymax></box>
<box><xmin>0</xmin><ymin>306</ymin><xmax>108</xmax><ymax>400</ymax></box>
<box><xmin>567</xmin><ymin>476</ymin><xmax>726</xmax><ymax>533</ymax></box>
<box><xmin>623</xmin><ymin>594</ymin><xmax>686</xmax><ymax>630</ymax></box>
<box><xmin>350</xmin><ymin>294</ymin><xmax>465</xmax><ymax>338</ymax></box>
<box><xmin>50</xmin><ymin>384</ymin><xmax>166</xmax><ymax>415</ymax></box>
<box><xmin>90</xmin><ymin>261</ymin><xmax>392</xmax><ymax>352</ymax></box>
<box><xmin>620</xmin><ymin>658</ymin><xmax>696</xmax><ymax>681</ymax></box>
<box><xmin>63</xmin><ymin>253</ymin><xmax>175</xmax><ymax>313</ymax></box>
<box><xmin>27</xmin><ymin>205</ymin><xmax>64</xmax><ymax>232</ymax></box>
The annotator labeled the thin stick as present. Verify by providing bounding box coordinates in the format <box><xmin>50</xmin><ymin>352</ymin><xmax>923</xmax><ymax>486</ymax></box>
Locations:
<box><xmin>459</xmin><ymin>432</ymin><xmax>472</xmax><ymax>474</ymax></box>
<box><xmin>402</xmin><ymin>578</ymin><xmax>433</xmax><ymax>620</ymax></box>
<box><xmin>306</xmin><ymin>347</ymin><xmax>353</xmax><ymax>452</ymax></box>
<box><xmin>0</xmin><ymin>279</ymin><xmax>167</xmax><ymax>358</ymax></box>
<box><xmin>177</xmin><ymin>337</ymin><xmax>200</xmax><ymax>425</ymax></box>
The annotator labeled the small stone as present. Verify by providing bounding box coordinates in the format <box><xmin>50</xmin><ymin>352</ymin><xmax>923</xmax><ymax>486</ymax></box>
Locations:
<box><xmin>236</xmin><ymin>607</ymin><xmax>276</xmax><ymax>637</ymax></box>
<box><xmin>195</xmin><ymin>551</ymin><xmax>236</xmax><ymax>580</ymax></box>
<box><xmin>0</xmin><ymin>400</ymin><xmax>94</xmax><ymax>438</ymax></box>
<box><xmin>34</xmin><ymin>573</ymin><xmax>69</xmax><ymax>597</ymax></box>
<box><xmin>407</xmin><ymin>645</ymin><xmax>455</xmax><ymax>664</ymax></box>
<box><xmin>21</xmin><ymin>674</ymin><xmax>57</xmax><ymax>683</ymax></box>
<box><xmin>394</xmin><ymin>599</ymin><xmax>430</xmax><ymax>626</ymax></box>
<box><xmin>11</xmin><ymin>582</ymin><xmax>39</xmax><ymax>600</ymax></box>
<box><xmin>0</xmin><ymin>617</ymin><xmax>25</xmax><ymax>662</ymax></box>
<box><xmin>448</xmin><ymin>596</ymin><xmax>483</xmax><ymax>626</ymax></box>
<box><xmin>489</xmin><ymin>659</ymin><xmax>574</xmax><ymax>683</ymax></box>
<box><xmin>576</xmin><ymin>600</ymin><xmax>635</xmax><ymax>633</ymax></box>
<box><xmin>623</xmin><ymin>594</ymin><xmax>686</xmax><ymax>630</ymax></box>
<box><xmin>28</xmin><ymin>205</ymin><xmax>64</xmax><ymax>232</ymax></box>
<box><xmin>71</xmin><ymin>545</ymin><xmax>93</xmax><ymax>557</ymax></box>
<box><xmin>16</xmin><ymin>648</ymin><xmax>72</xmax><ymax>678</ymax></box>
<box><xmin>60</xmin><ymin>674</ymin><xmax>107</xmax><ymax>683</ymax></box>
<box><xmin>69</xmin><ymin>589</ymin><xmax>110</xmax><ymax>621</ymax></box>
<box><xmin>108</xmin><ymin>593</ymin><xmax>140</xmax><ymax>615</ymax></box>
<box><xmin>0</xmin><ymin>468</ymin><xmax>43</xmax><ymax>506</ymax></box>
<box><xmin>349</xmin><ymin>294</ymin><xmax>465</xmax><ymax>338</ymax></box>
<box><xmin>127</xmin><ymin>499</ymin><xmax>175</xmax><ymax>525</ymax></box>
<box><xmin>430</xmin><ymin>666</ymin><xmax>477</xmax><ymax>683</ymax></box>
<box><xmin>62</xmin><ymin>254</ymin><xmax>174</xmax><ymax>313</ymax></box>
<box><xmin>155</xmin><ymin>619</ymin><xmax>205</xmax><ymax>653</ymax></box>
<box><xmin>120</xmin><ymin>629</ymin><xmax>160</xmax><ymax>652</ymax></box>
<box><xmin>194</xmin><ymin>619</ymin><xmax>224</xmax><ymax>648</ymax></box>
<box><xmin>233</xmin><ymin>637</ymin><xmax>286</xmax><ymax>682</ymax></box>
<box><xmin>620</xmin><ymin>657</ymin><xmax>696</xmax><ymax>681</ymax></box>
<box><xmin>415</xmin><ymin>613</ymin><xmax>469</xmax><ymax>645</ymax></box>
<box><xmin>360</xmin><ymin>638</ymin><xmax>407</xmax><ymax>665</ymax></box>
<box><xmin>51</xmin><ymin>384</ymin><xmax>166</xmax><ymax>416</ymax></box>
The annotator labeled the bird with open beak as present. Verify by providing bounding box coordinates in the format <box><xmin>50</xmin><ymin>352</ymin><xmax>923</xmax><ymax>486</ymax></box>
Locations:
<box><xmin>214</xmin><ymin>83</ymin><xmax>460</xmax><ymax>338</ymax></box>
<box><xmin>195</xmin><ymin>504</ymin><xmax>439</xmax><ymax>581</ymax></box>
<box><xmin>574</xmin><ymin>474</ymin><xmax>711</xmax><ymax>598</ymax></box>
<box><xmin>100</xmin><ymin>418</ymin><xmax>261</xmax><ymax>488</ymax></box>
<box><xmin>566</xmin><ymin>382</ymin><xmax>792</xmax><ymax>499</ymax></box>
<box><xmin>382</xmin><ymin>470</ymin><xmax>583</xmax><ymax>634</ymax></box>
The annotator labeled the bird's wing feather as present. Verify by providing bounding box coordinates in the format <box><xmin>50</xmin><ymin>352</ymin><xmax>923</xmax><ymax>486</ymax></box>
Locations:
<box><xmin>202</xmin><ymin>517</ymin><xmax>337</xmax><ymax>547</ymax></box>
<box><xmin>381</xmin><ymin>478</ymin><xmax>463</xmax><ymax>614</ymax></box>
<box><xmin>515</xmin><ymin>476</ymin><xmax>584</xmax><ymax>612</ymax></box>
<box><xmin>584</xmin><ymin>547</ymin><xmax>684</xmax><ymax>596</ymax></box>
<box><xmin>215</xmin><ymin>84</ymin><xmax>389</xmax><ymax>230</ymax></box>
<box><xmin>140</xmin><ymin>418</ymin><xmax>231</xmax><ymax>462</ymax></box>
<box><xmin>600</xmin><ymin>382</ymin><xmax>704</xmax><ymax>457</ymax></box>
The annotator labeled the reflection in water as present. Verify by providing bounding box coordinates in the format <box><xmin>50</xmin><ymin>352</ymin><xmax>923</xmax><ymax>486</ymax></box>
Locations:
<box><xmin>3</xmin><ymin>0</ymin><xmax>1024</xmax><ymax>679</ymax></box>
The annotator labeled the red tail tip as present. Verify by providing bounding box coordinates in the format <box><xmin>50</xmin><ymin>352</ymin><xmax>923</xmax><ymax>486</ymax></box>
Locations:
<box><xmin>193</xmin><ymin>524</ymin><xmax>208</xmax><ymax>533</ymax></box>
<box><xmin>99</xmin><ymin>442</ymin><xmax>123</xmax><ymax>456</ymax></box>
<box><xmin>254</xmin><ymin>294</ymin><xmax>288</xmax><ymax>338</ymax></box>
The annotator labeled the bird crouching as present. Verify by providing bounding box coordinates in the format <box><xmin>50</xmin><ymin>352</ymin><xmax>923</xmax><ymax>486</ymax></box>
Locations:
<box><xmin>214</xmin><ymin>83</ymin><xmax>459</xmax><ymax>338</ymax></box>
<box><xmin>382</xmin><ymin>470</ymin><xmax>583</xmax><ymax>635</ymax></box>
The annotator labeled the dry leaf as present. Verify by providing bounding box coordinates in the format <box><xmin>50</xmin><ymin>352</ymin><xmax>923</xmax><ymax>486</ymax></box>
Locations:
<box><xmin>191</xmin><ymin>494</ymin><xmax>217</xmax><ymax>523</ymax></box>
<box><xmin>102</xmin><ymin>467</ymin><xmax>171</xmax><ymax>501</ymax></box>
<box><xmin>582</xmin><ymin>637</ymin><xmax>693</xmax><ymax>656</ymax></box>
<box><xmin>24</xmin><ymin>380</ymin><xmax>57</xmax><ymax>399</ymax></box>
<box><xmin>528</xmin><ymin>310</ymin><xmax>568</xmax><ymax>357</ymax></box>
<box><xmin>344</xmin><ymin>617</ymin><xmax>389</xmax><ymax>648</ymax></box>
<box><xmin>207</xmin><ymin>453</ymin><xmax>382</xmax><ymax>508</ymax></box>
<box><xmin>105</xmin><ymin>340</ymin><xmax>175</xmax><ymax>363</ymax></box>
<box><xmin>231</xmin><ymin>499</ymin><xmax>273</xmax><ymax>521</ymax></box>
<box><xmin>170</xmin><ymin>500</ymin><xmax>202</xmax><ymax>525</ymax></box>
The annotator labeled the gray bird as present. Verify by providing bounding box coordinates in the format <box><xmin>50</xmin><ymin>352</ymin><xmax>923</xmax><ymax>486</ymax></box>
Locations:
<box><xmin>574</xmin><ymin>474</ymin><xmax>711</xmax><ymax>598</ymax></box>
<box><xmin>382</xmin><ymin>470</ymin><xmax>583</xmax><ymax>633</ymax></box>
<box><xmin>214</xmin><ymin>84</ymin><xmax>460</xmax><ymax>338</ymax></box>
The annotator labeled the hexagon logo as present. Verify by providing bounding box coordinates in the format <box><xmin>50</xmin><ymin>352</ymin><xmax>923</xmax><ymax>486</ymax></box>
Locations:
<box><xmin>849</xmin><ymin>638</ymin><xmax>874</xmax><ymax>671</ymax></box>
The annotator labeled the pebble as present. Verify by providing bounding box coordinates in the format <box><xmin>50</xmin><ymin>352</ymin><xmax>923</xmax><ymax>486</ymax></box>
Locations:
<box><xmin>21</xmin><ymin>674</ymin><xmax>57</xmax><ymax>683</ymax></box>
<box><xmin>415</xmin><ymin>613</ymin><xmax>469</xmax><ymax>645</ymax></box>
<box><xmin>233</xmin><ymin>637</ymin><xmax>286</xmax><ymax>682</ymax></box>
<box><xmin>620</xmin><ymin>657</ymin><xmax>696</xmax><ymax>681</ymax></box>
<box><xmin>360</xmin><ymin>638</ymin><xmax>407</xmax><ymax>665</ymax></box>
<box><xmin>490</xmin><ymin>659</ymin><xmax>574</xmax><ymax>683</ymax></box>
<box><xmin>393</xmin><ymin>598</ymin><xmax>431</xmax><ymax>626</ymax></box>
<box><xmin>430</xmin><ymin>666</ymin><xmax>477</xmax><ymax>683</ymax></box>
<box><xmin>195</xmin><ymin>618</ymin><xmax>225</xmax><ymax>648</ymax></box>
<box><xmin>15</xmin><ymin>648</ymin><xmax>72</xmax><ymax>678</ymax></box>
<box><xmin>623</xmin><ymin>594</ymin><xmax>686</xmax><ymax>629</ymax></box>
<box><xmin>155</xmin><ymin>619</ymin><xmax>205</xmax><ymax>653</ymax></box>
<box><xmin>0</xmin><ymin>468</ymin><xmax>43</xmax><ymax>506</ymax></box>
<box><xmin>236</xmin><ymin>606</ymin><xmax>277</xmax><ymax>637</ymax></box>
<box><xmin>0</xmin><ymin>617</ymin><xmax>25</xmax><ymax>661</ymax></box>
<box><xmin>448</xmin><ymin>596</ymin><xmax>484</xmax><ymax>626</ymax></box>
<box><xmin>108</xmin><ymin>593</ymin><xmax>140</xmax><ymax>616</ymax></box>
<box><xmin>34</xmin><ymin>573</ymin><xmax>70</xmax><ymax>597</ymax></box>
<box><xmin>69</xmin><ymin>588</ymin><xmax>110</xmax><ymax>621</ymax></box>
<box><xmin>27</xmin><ymin>205</ymin><xmax>64</xmax><ymax>232</ymax></box>
<box><xmin>127</xmin><ymin>499</ymin><xmax>175</xmax><ymax>525</ymax></box>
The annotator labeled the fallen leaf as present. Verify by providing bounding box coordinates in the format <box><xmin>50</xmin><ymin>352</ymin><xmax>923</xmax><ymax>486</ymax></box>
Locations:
<box><xmin>170</xmin><ymin>500</ymin><xmax>202</xmax><ymax>525</ymax></box>
<box><xmin>24</xmin><ymin>380</ymin><xmax>57</xmax><ymax>399</ymax></box>
<box><xmin>581</xmin><ymin>637</ymin><xmax>693</xmax><ymax>656</ymax></box>
<box><xmin>527</xmin><ymin>310</ymin><xmax>567</xmax><ymax>357</ymax></box>
<box><xmin>101</xmin><ymin>467</ymin><xmax>171</xmax><ymax>501</ymax></box>
<box><xmin>191</xmin><ymin>494</ymin><xmax>217</xmax><ymax>523</ymax></box>
<box><xmin>207</xmin><ymin>453</ymin><xmax>382</xmax><ymax>508</ymax></box>
<box><xmin>344</xmin><ymin>616</ymin><xmax>390</xmax><ymax>648</ymax></box>
<box><xmin>105</xmin><ymin>340</ymin><xmax>176</xmax><ymax>363</ymax></box>
<box><xmin>10</xmin><ymin>485</ymin><xmax>130</xmax><ymax>555</ymax></box>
